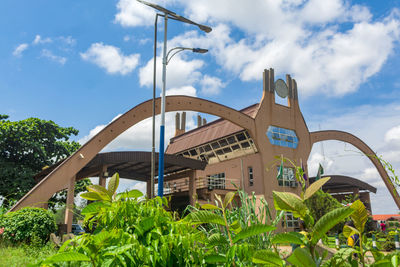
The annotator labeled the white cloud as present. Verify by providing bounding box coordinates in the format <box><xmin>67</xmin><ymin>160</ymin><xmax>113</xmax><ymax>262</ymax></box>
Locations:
<box><xmin>385</xmin><ymin>125</ymin><xmax>400</xmax><ymax>144</ymax></box>
<box><xmin>13</xmin><ymin>43</ymin><xmax>29</xmax><ymax>57</ymax></box>
<box><xmin>200</xmin><ymin>75</ymin><xmax>225</xmax><ymax>95</ymax></box>
<box><xmin>33</xmin><ymin>35</ymin><xmax>52</xmax><ymax>45</ymax></box>
<box><xmin>79</xmin><ymin>86</ymin><xmax>199</xmax><ymax>152</ymax></box>
<box><xmin>114</xmin><ymin>0</ymin><xmax>157</xmax><ymax>27</ymax></box>
<box><xmin>139</xmin><ymin>55</ymin><xmax>204</xmax><ymax>89</ymax></box>
<box><xmin>307</xmin><ymin>152</ymin><xmax>334</xmax><ymax>176</ymax></box>
<box><xmin>152</xmin><ymin>1</ymin><xmax>400</xmax><ymax>96</ymax></box>
<box><xmin>80</xmin><ymin>43</ymin><xmax>140</xmax><ymax>75</ymax></box>
<box><xmin>41</xmin><ymin>49</ymin><xmax>67</xmax><ymax>65</ymax></box>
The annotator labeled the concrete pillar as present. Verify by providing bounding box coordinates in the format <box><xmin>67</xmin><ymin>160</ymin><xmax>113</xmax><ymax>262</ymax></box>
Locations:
<box><xmin>147</xmin><ymin>180</ymin><xmax>152</xmax><ymax>198</ymax></box>
<box><xmin>189</xmin><ymin>171</ymin><xmax>196</xmax><ymax>206</ymax></box>
<box><xmin>64</xmin><ymin>175</ymin><xmax>76</xmax><ymax>233</ymax></box>
<box><xmin>99</xmin><ymin>165</ymin><xmax>107</xmax><ymax>187</ymax></box>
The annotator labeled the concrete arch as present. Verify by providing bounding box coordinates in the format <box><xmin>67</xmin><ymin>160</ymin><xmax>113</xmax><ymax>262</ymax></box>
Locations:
<box><xmin>11</xmin><ymin>96</ymin><xmax>256</xmax><ymax>211</ymax></box>
<box><xmin>310</xmin><ymin>130</ymin><xmax>400</xmax><ymax>209</ymax></box>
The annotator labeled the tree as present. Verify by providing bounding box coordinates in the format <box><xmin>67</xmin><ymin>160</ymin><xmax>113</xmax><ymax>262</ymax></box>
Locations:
<box><xmin>304</xmin><ymin>189</ymin><xmax>344</xmax><ymax>233</ymax></box>
<box><xmin>0</xmin><ymin>114</ymin><xmax>89</xmax><ymax>207</ymax></box>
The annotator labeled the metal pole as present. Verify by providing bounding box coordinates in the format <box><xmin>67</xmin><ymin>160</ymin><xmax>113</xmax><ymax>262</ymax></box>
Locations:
<box><xmin>150</xmin><ymin>14</ymin><xmax>159</xmax><ymax>199</ymax></box>
<box><xmin>158</xmin><ymin>13</ymin><xmax>168</xmax><ymax>197</ymax></box>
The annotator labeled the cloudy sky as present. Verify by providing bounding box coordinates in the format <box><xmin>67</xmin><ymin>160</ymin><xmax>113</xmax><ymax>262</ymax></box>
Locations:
<box><xmin>1</xmin><ymin>0</ymin><xmax>400</xmax><ymax>214</ymax></box>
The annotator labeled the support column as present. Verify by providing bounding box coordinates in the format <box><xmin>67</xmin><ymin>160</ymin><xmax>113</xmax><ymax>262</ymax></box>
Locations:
<box><xmin>189</xmin><ymin>171</ymin><xmax>196</xmax><ymax>206</ymax></box>
<box><xmin>147</xmin><ymin>180</ymin><xmax>152</xmax><ymax>198</ymax></box>
<box><xmin>64</xmin><ymin>175</ymin><xmax>76</xmax><ymax>234</ymax></box>
<box><xmin>99</xmin><ymin>165</ymin><xmax>107</xmax><ymax>187</ymax></box>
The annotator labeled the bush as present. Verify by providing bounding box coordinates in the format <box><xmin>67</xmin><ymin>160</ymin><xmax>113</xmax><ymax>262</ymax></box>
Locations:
<box><xmin>0</xmin><ymin>207</ymin><xmax>56</xmax><ymax>244</ymax></box>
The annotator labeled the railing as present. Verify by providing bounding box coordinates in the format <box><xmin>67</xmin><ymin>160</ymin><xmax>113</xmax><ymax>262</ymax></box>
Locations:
<box><xmin>156</xmin><ymin>177</ymin><xmax>240</xmax><ymax>195</ymax></box>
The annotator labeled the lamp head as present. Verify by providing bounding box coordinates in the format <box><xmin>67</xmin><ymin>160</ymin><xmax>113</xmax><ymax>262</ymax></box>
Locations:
<box><xmin>192</xmin><ymin>48</ymin><xmax>208</xmax><ymax>54</ymax></box>
<box><xmin>198</xmin><ymin>25</ymin><xmax>212</xmax><ymax>33</ymax></box>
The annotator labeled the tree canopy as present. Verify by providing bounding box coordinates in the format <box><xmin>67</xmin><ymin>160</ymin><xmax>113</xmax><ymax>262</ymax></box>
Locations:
<box><xmin>0</xmin><ymin>115</ymin><xmax>87</xmax><ymax>207</ymax></box>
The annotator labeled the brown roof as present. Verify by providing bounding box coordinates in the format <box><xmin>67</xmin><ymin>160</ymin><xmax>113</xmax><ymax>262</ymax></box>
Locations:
<box><xmin>34</xmin><ymin>151</ymin><xmax>206</xmax><ymax>183</ymax></box>
<box><xmin>372</xmin><ymin>214</ymin><xmax>400</xmax><ymax>221</ymax></box>
<box><xmin>166</xmin><ymin>104</ymin><xmax>259</xmax><ymax>154</ymax></box>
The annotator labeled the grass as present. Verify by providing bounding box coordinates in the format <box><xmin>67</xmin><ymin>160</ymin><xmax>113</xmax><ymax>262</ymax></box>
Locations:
<box><xmin>0</xmin><ymin>242</ymin><xmax>57</xmax><ymax>267</ymax></box>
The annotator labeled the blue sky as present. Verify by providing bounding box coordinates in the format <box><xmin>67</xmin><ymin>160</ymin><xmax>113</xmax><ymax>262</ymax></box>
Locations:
<box><xmin>1</xmin><ymin>0</ymin><xmax>400</xmax><ymax>214</ymax></box>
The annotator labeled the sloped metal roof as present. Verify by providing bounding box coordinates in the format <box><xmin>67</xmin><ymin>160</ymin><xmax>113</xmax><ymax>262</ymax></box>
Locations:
<box><xmin>166</xmin><ymin>104</ymin><xmax>259</xmax><ymax>154</ymax></box>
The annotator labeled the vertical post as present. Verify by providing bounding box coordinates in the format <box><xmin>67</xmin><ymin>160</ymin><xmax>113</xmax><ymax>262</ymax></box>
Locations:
<box><xmin>335</xmin><ymin>233</ymin><xmax>340</xmax><ymax>249</ymax></box>
<box><xmin>158</xmin><ymin>13</ymin><xmax>168</xmax><ymax>197</ymax></box>
<box><xmin>147</xmin><ymin>180</ymin><xmax>152</xmax><ymax>198</ymax></box>
<box><xmin>372</xmin><ymin>234</ymin><xmax>377</xmax><ymax>249</ymax></box>
<box><xmin>395</xmin><ymin>232</ymin><xmax>400</xmax><ymax>250</ymax></box>
<box><xmin>189</xmin><ymin>171</ymin><xmax>196</xmax><ymax>206</ymax></box>
<box><xmin>99</xmin><ymin>165</ymin><xmax>107</xmax><ymax>187</ymax></box>
<box><xmin>151</xmin><ymin>14</ymin><xmax>159</xmax><ymax>199</ymax></box>
<box><xmin>64</xmin><ymin>175</ymin><xmax>76</xmax><ymax>234</ymax></box>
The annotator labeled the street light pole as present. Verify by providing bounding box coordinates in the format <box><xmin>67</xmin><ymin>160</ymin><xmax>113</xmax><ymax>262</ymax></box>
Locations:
<box><xmin>137</xmin><ymin>0</ymin><xmax>212</xmax><ymax>197</ymax></box>
<box><xmin>158</xmin><ymin>14</ymin><xmax>168</xmax><ymax>197</ymax></box>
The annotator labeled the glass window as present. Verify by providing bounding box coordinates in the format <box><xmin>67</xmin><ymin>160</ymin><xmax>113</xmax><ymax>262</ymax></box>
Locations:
<box><xmin>227</xmin><ymin>136</ymin><xmax>236</xmax><ymax>144</ymax></box>
<box><xmin>266</xmin><ymin>126</ymin><xmax>298</xmax><ymax>148</ymax></box>
<box><xmin>277</xmin><ymin>166</ymin><xmax>297</xmax><ymax>187</ymax></box>
<box><xmin>236</xmin><ymin>133</ymin><xmax>246</xmax><ymax>141</ymax></box>
<box><xmin>219</xmin><ymin>139</ymin><xmax>228</xmax><ymax>147</ymax></box>
<box><xmin>211</xmin><ymin>142</ymin><xmax>220</xmax><ymax>149</ymax></box>
<box><xmin>207</xmin><ymin>173</ymin><xmax>226</xmax><ymax>189</ymax></box>
<box><xmin>248</xmin><ymin>167</ymin><xmax>254</xmax><ymax>186</ymax></box>
<box><xmin>285</xmin><ymin>212</ymin><xmax>299</xmax><ymax>228</ymax></box>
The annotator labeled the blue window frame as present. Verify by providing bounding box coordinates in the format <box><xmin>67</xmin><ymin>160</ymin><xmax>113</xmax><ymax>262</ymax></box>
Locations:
<box><xmin>266</xmin><ymin>126</ymin><xmax>298</xmax><ymax>148</ymax></box>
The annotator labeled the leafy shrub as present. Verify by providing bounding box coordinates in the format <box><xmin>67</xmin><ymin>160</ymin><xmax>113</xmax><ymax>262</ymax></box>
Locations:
<box><xmin>0</xmin><ymin>207</ymin><xmax>56</xmax><ymax>244</ymax></box>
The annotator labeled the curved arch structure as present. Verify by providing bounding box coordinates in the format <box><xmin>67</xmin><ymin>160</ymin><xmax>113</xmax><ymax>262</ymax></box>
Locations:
<box><xmin>10</xmin><ymin>96</ymin><xmax>256</xmax><ymax>211</ymax></box>
<box><xmin>310</xmin><ymin>130</ymin><xmax>400</xmax><ymax>209</ymax></box>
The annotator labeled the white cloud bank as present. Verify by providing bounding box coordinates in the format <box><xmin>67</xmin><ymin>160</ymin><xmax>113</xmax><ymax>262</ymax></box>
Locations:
<box><xmin>80</xmin><ymin>43</ymin><xmax>140</xmax><ymax>75</ymax></box>
<box><xmin>116</xmin><ymin>0</ymin><xmax>400</xmax><ymax>97</ymax></box>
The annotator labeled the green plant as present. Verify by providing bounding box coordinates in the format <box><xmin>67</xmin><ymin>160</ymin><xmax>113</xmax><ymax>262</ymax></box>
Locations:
<box><xmin>186</xmin><ymin>191</ymin><xmax>282</xmax><ymax>266</ymax></box>
<box><xmin>37</xmin><ymin>173</ymin><xmax>207</xmax><ymax>266</ymax></box>
<box><xmin>0</xmin><ymin>207</ymin><xmax>56</xmax><ymax>244</ymax></box>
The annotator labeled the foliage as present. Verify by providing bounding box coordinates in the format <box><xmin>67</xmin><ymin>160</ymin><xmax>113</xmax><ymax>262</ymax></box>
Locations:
<box><xmin>186</xmin><ymin>191</ymin><xmax>280</xmax><ymax>266</ymax></box>
<box><xmin>37</xmin><ymin>173</ymin><xmax>207</xmax><ymax>266</ymax></box>
<box><xmin>0</xmin><ymin>207</ymin><xmax>56</xmax><ymax>244</ymax></box>
<box><xmin>0</xmin><ymin>115</ymin><xmax>82</xmax><ymax>206</ymax></box>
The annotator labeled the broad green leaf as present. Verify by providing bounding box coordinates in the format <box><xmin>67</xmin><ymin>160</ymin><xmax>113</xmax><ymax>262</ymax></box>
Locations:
<box><xmin>233</xmin><ymin>224</ymin><xmax>276</xmax><ymax>243</ymax></box>
<box><xmin>304</xmin><ymin>177</ymin><xmax>330</xmax><ymax>200</ymax></box>
<box><xmin>215</xmin><ymin>194</ymin><xmax>223</xmax><ymax>206</ymax></box>
<box><xmin>391</xmin><ymin>254</ymin><xmax>398</xmax><ymax>267</ymax></box>
<box><xmin>287</xmin><ymin>247</ymin><xmax>316</xmax><ymax>267</ymax></box>
<box><xmin>204</xmin><ymin>254</ymin><xmax>226</xmax><ymax>263</ymax></box>
<box><xmin>103</xmin><ymin>244</ymin><xmax>134</xmax><ymax>256</ymax></box>
<box><xmin>117</xmin><ymin>189</ymin><xmax>143</xmax><ymax>200</ymax></box>
<box><xmin>252</xmin><ymin>250</ymin><xmax>284</xmax><ymax>266</ymax></box>
<box><xmin>43</xmin><ymin>252</ymin><xmax>90</xmax><ymax>264</ymax></box>
<box><xmin>271</xmin><ymin>232</ymin><xmax>305</xmax><ymax>245</ymax></box>
<box><xmin>223</xmin><ymin>191</ymin><xmax>236</xmax><ymax>209</ymax></box>
<box><xmin>343</xmin><ymin>225</ymin><xmax>359</xmax><ymax>238</ymax></box>
<box><xmin>350</xmin><ymin>199</ymin><xmax>368</xmax><ymax>233</ymax></box>
<box><xmin>107</xmin><ymin>172</ymin><xmax>119</xmax><ymax>196</ymax></box>
<box><xmin>87</xmin><ymin>184</ymin><xmax>112</xmax><ymax>200</ymax></box>
<box><xmin>201</xmin><ymin>204</ymin><xmax>221</xmax><ymax>210</ymax></box>
<box><xmin>186</xmin><ymin>210</ymin><xmax>225</xmax><ymax>226</ymax></box>
<box><xmin>273</xmin><ymin>191</ymin><xmax>308</xmax><ymax>218</ymax></box>
<box><xmin>311</xmin><ymin>207</ymin><xmax>354</xmax><ymax>244</ymax></box>
<box><xmin>81</xmin><ymin>201</ymin><xmax>109</xmax><ymax>215</ymax></box>
<box><xmin>86</xmin><ymin>184</ymin><xmax>112</xmax><ymax>197</ymax></box>
<box><xmin>230</xmin><ymin>220</ymin><xmax>242</xmax><ymax>234</ymax></box>
<box><xmin>80</xmin><ymin>191</ymin><xmax>106</xmax><ymax>201</ymax></box>
<box><xmin>207</xmin><ymin>233</ymin><xmax>229</xmax><ymax>247</ymax></box>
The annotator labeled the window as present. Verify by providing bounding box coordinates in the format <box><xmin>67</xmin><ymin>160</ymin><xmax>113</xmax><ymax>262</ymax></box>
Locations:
<box><xmin>248</xmin><ymin>167</ymin><xmax>254</xmax><ymax>186</ymax></box>
<box><xmin>277</xmin><ymin>166</ymin><xmax>297</xmax><ymax>187</ymax></box>
<box><xmin>285</xmin><ymin>212</ymin><xmax>299</xmax><ymax>228</ymax></box>
<box><xmin>266</xmin><ymin>126</ymin><xmax>298</xmax><ymax>148</ymax></box>
<box><xmin>207</xmin><ymin>173</ymin><xmax>226</xmax><ymax>189</ymax></box>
